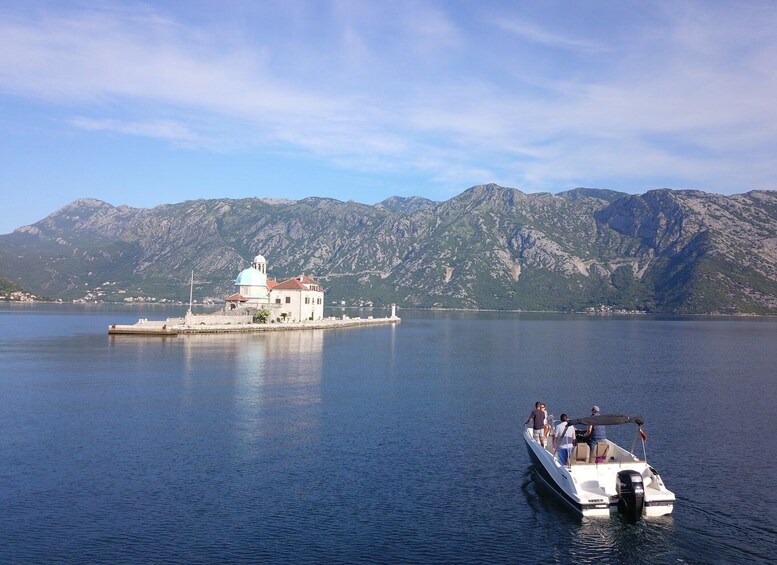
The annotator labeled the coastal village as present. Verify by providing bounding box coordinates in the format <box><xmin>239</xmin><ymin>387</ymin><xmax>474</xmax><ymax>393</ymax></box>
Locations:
<box><xmin>108</xmin><ymin>252</ymin><xmax>400</xmax><ymax>335</ymax></box>
<box><xmin>0</xmin><ymin>290</ymin><xmax>39</xmax><ymax>302</ymax></box>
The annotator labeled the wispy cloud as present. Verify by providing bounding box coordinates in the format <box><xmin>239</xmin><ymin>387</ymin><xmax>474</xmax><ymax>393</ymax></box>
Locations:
<box><xmin>0</xmin><ymin>7</ymin><xmax>334</xmax><ymax>114</ymax></box>
<box><xmin>69</xmin><ymin>117</ymin><xmax>203</xmax><ymax>145</ymax></box>
<box><xmin>490</xmin><ymin>18</ymin><xmax>604</xmax><ymax>52</ymax></box>
<box><xmin>1</xmin><ymin>0</ymin><xmax>776</xmax><ymax>199</ymax></box>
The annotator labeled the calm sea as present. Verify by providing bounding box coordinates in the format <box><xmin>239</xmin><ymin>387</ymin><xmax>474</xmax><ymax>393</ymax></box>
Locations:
<box><xmin>1</xmin><ymin>304</ymin><xmax>775</xmax><ymax>564</ymax></box>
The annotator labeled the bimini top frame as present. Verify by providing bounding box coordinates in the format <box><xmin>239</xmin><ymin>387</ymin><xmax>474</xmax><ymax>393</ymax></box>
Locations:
<box><xmin>566</xmin><ymin>414</ymin><xmax>644</xmax><ymax>427</ymax></box>
<box><xmin>564</xmin><ymin>414</ymin><xmax>648</xmax><ymax>460</ymax></box>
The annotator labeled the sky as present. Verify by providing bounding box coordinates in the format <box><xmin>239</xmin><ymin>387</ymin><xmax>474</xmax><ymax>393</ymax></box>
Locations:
<box><xmin>1</xmin><ymin>0</ymin><xmax>777</xmax><ymax>234</ymax></box>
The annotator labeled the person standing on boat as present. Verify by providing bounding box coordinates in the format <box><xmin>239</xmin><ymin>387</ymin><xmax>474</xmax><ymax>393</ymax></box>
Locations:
<box><xmin>585</xmin><ymin>405</ymin><xmax>606</xmax><ymax>451</ymax></box>
<box><xmin>524</xmin><ymin>402</ymin><xmax>546</xmax><ymax>447</ymax></box>
<box><xmin>553</xmin><ymin>414</ymin><xmax>575</xmax><ymax>465</ymax></box>
<box><xmin>542</xmin><ymin>403</ymin><xmax>553</xmax><ymax>438</ymax></box>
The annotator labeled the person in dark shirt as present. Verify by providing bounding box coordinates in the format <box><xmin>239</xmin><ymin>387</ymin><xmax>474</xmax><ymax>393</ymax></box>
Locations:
<box><xmin>524</xmin><ymin>401</ymin><xmax>547</xmax><ymax>446</ymax></box>
<box><xmin>585</xmin><ymin>405</ymin><xmax>606</xmax><ymax>453</ymax></box>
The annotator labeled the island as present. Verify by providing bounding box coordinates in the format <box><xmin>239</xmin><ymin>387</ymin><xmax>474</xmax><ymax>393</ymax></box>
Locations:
<box><xmin>108</xmin><ymin>252</ymin><xmax>400</xmax><ymax>335</ymax></box>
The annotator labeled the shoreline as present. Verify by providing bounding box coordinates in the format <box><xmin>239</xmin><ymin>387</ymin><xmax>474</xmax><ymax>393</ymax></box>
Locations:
<box><xmin>3</xmin><ymin>300</ymin><xmax>773</xmax><ymax>318</ymax></box>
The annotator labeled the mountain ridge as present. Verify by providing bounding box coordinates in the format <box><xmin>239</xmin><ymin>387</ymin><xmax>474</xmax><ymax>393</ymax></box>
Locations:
<box><xmin>1</xmin><ymin>186</ymin><xmax>775</xmax><ymax>313</ymax></box>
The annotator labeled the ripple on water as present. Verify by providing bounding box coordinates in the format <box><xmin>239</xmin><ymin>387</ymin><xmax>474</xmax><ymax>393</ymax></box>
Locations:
<box><xmin>2</xmin><ymin>310</ymin><xmax>776</xmax><ymax>563</ymax></box>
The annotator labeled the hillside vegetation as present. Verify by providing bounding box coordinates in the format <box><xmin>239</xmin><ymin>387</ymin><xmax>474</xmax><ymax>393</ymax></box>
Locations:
<box><xmin>1</xmin><ymin>185</ymin><xmax>775</xmax><ymax>313</ymax></box>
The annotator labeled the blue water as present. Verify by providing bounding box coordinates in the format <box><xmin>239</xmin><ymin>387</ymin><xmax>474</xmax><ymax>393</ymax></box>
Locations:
<box><xmin>1</xmin><ymin>304</ymin><xmax>775</xmax><ymax>563</ymax></box>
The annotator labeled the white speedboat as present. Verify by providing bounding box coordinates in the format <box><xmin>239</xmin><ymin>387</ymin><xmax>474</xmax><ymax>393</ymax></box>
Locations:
<box><xmin>523</xmin><ymin>414</ymin><xmax>675</xmax><ymax>520</ymax></box>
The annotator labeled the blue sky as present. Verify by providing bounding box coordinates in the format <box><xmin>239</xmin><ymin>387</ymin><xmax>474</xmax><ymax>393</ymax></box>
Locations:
<box><xmin>1</xmin><ymin>0</ymin><xmax>776</xmax><ymax>234</ymax></box>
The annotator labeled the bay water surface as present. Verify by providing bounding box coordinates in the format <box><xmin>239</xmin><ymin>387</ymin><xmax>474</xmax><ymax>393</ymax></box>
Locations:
<box><xmin>1</xmin><ymin>304</ymin><xmax>775</xmax><ymax>563</ymax></box>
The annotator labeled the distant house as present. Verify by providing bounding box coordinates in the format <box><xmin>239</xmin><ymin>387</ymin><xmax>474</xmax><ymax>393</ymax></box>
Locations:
<box><xmin>225</xmin><ymin>254</ymin><xmax>324</xmax><ymax>322</ymax></box>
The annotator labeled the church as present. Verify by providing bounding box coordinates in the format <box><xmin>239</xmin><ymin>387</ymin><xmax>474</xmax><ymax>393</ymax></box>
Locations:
<box><xmin>224</xmin><ymin>254</ymin><xmax>325</xmax><ymax>322</ymax></box>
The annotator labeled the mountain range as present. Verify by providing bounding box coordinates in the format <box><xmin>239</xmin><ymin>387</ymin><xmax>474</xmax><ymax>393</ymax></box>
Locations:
<box><xmin>1</xmin><ymin>184</ymin><xmax>776</xmax><ymax>314</ymax></box>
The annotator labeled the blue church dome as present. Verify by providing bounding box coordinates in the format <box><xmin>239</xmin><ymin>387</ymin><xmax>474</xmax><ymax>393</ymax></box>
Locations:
<box><xmin>235</xmin><ymin>267</ymin><xmax>266</xmax><ymax>287</ymax></box>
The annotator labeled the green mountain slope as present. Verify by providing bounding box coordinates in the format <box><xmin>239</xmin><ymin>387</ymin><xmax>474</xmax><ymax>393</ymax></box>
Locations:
<box><xmin>1</xmin><ymin>186</ymin><xmax>775</xmax><ymax>313</ymax></box>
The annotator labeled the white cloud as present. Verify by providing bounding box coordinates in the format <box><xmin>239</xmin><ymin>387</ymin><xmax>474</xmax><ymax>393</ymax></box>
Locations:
<box><xmin>69</xmin><ymin>116</ymin><xmax>203</xmax><ymax>145</ymax></box>
<box><xmin>1</xmin><ymin>1</ymin><xmax>776</xmax><ymax>196</ymax></box>
<box><xmin>491</xmin><ymin>18</ymin><xmax>603</xmax><ymax>52</ymax></box>
<box><xmin>0</xmin><ymin>7</ymin><xmax>334</xmax><ymax>115</ymax></box>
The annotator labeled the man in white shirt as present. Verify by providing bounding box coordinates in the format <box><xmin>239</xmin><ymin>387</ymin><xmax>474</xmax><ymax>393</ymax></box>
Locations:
<box><xmin>553</xmin><ymin>413</ymin><xmax>576</xmax><ymax>466</ymax></box>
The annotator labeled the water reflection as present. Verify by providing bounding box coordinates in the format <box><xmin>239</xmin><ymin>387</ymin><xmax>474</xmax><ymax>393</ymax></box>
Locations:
<box><xmin>107</xmin><ymin>331</ymin><xmax>325</xmax><ymax>444</ymax></box>
<box><xmin>259</xmin><ymin>331</ymin><xmax>325</xmax><ymax>445</ymax></box>
<box><xmin>107</xmin><ymin>334</ymin><xmax>177</xmax><ymax>358</ymax></box>
<box><xmin>524</xmin><ymin>466</ymin><xmax>682</xmax><ymax>564</ymax></box>
<box><xmin>262</xmin><ymin>329</ymin><xmax>324</xmax><ymax>382</ymax></box>
<box><xmin>191</xmin><ymin>331</ymin><xmax>323</xmax><ymax>444</ymax></box>
<box><xmin>178</xmin><ymin>330</ymin><xmax>324</xmax><ymax>392</ymax></box>
<box><xmin>7</xmin><ymin>310</ymin><xmax>775</xmax><ymax>563</ymax></box>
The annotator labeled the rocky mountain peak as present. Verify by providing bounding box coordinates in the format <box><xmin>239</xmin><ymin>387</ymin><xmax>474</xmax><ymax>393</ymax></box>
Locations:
<box><xmin>1</xmin><ymin>187</ymin><xmax>775</xmax><ymax>314</ymax></box>
<box><xmin>376</xmin><ymin>196</ymin><xmax>437</xmax><ymax>214</ymax></box>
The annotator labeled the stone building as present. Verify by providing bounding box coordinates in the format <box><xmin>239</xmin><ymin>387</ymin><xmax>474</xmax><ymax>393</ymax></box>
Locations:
<box><xmin>224</xmin><ymin>254</ymin><xmax>325</xmax><ymax>322</ymax></box>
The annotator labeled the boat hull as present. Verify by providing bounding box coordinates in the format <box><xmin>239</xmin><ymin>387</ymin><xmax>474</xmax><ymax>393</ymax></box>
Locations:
<box><xmin>525</xmin><ymin>438</ymin><xmax>611</xmax><ymax>516</ymax></box>
<box><xmin>523</xmin><ymin>428</ymin><xmax>674</xmax><ymax>518</ymax></box>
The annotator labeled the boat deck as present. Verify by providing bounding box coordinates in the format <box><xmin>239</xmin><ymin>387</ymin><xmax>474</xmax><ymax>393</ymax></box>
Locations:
<box><xmin>526</xmin><ymin>430</ymin><xmax>674</xmax><ymax>516</ymax></box>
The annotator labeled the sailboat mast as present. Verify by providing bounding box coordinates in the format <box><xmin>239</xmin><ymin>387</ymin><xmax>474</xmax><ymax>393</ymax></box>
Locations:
<box><xmin>188</xmin><ymin>270</ymin><xmax>194</xmax><ymax>313</ymax></box>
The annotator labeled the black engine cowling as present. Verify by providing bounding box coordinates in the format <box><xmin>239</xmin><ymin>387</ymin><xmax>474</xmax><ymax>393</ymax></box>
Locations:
<box><xmin>616</xmin><ymin>470</ymin><xmax>645</xmax><ymax>522</ymax></box>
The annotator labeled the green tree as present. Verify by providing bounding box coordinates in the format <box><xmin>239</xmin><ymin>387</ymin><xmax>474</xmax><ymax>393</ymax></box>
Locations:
<box><xmin>253</xmin><ymin>309</ymin><xmax>270</xmax><ymax>324</ymax></box>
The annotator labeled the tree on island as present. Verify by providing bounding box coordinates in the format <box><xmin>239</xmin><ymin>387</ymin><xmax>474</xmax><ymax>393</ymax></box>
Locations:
<box><xmin>253</xmin><ymin>309</ymin><xmax>270</xmax><ymax>324</ymax></box>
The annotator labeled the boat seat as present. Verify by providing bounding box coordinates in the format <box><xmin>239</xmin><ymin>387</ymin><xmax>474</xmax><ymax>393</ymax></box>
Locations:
<box><xmin>572</xmin><ymin>443</ymin><xmax>589</xmax><ymax>464</ymax></box>
<box><xmin>590</xmin><ymin>442</ymin><xmax>609</xmax><ymax>463</ymax></box>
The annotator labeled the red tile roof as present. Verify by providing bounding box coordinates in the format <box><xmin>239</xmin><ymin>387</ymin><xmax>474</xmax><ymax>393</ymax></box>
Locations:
<box><xmin>298</xmin><ymin>275</ymin><xmax>320</xmax><ymax>285</ymax></box>
<box><xmin>272</xmin><ymin>278</ymin><xmax>307</xmax><ymax>290</ymax></box>
<box><xmin>224</xmin><ymin>293</ymin><xmax>248</xmax><ymax>302</ymax></box>
<box><xmin>266</xmin><ymin>279</ymin><xmax>279</xmax><ymax>289</ymax></box>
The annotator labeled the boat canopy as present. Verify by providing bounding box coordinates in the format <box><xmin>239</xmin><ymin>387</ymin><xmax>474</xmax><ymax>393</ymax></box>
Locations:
<box><xmin>567</xmin><ymin>414</ymin><xmax>644</xmax><ymax>427</ymax></box>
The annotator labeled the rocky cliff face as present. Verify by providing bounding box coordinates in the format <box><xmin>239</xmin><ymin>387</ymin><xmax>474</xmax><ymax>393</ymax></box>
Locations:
<box><xmin>1</xmin><ymin>186</ymin><xmax>775</xmax><ymax>313</ymax></box>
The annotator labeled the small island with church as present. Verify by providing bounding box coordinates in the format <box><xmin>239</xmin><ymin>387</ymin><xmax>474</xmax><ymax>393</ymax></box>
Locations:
<box><xmin>108</xmin><ymin>253</ymin><xmax>400</xmax><ymax>335</ymax></box>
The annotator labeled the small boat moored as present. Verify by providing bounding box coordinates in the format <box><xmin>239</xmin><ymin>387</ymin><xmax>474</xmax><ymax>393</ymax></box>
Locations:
<box><xmin>523</xmin><ymin>414</ymin><xmax>675</xmax><ymax>520</ymax></box>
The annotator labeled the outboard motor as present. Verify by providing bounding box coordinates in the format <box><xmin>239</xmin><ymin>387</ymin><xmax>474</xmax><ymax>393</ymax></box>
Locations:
<box><xmin>617</xmin><ymin>470</ymin><xmax>645</xmax><ymax>522</ymax></box>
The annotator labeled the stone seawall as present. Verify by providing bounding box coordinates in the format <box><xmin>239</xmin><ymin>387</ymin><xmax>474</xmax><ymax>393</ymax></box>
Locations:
<box><xmin>109</xmin><ymin>316</ymin><xmax>400</xmax><ymax>335</ymax></box>
<box><xmin>184</xmin><ymin>313</ymin><xmax>253</xmax><ymax>325</ymax></box>
<box><xmin>177</xmin><ymin>316</ymin><xmax>400</xmax><ymax>333</ymax></box>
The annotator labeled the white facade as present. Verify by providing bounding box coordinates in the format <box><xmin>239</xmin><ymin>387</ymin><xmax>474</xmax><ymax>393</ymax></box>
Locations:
<box><xmin>269</xmin><ymin>276</ymin><xmax>325</xmax><ymax>322</ymax></box>
<box><xmin>225</xmin><ymin>255</ymin><xmax>325</xmax><ymax>322</ymax></box>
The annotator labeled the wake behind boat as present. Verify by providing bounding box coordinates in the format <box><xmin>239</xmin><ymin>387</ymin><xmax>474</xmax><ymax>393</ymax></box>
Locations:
<box><xmin>523</xmin><ymin>414</ymin><xmax>675</xmax><ymax>520</ymax></box>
